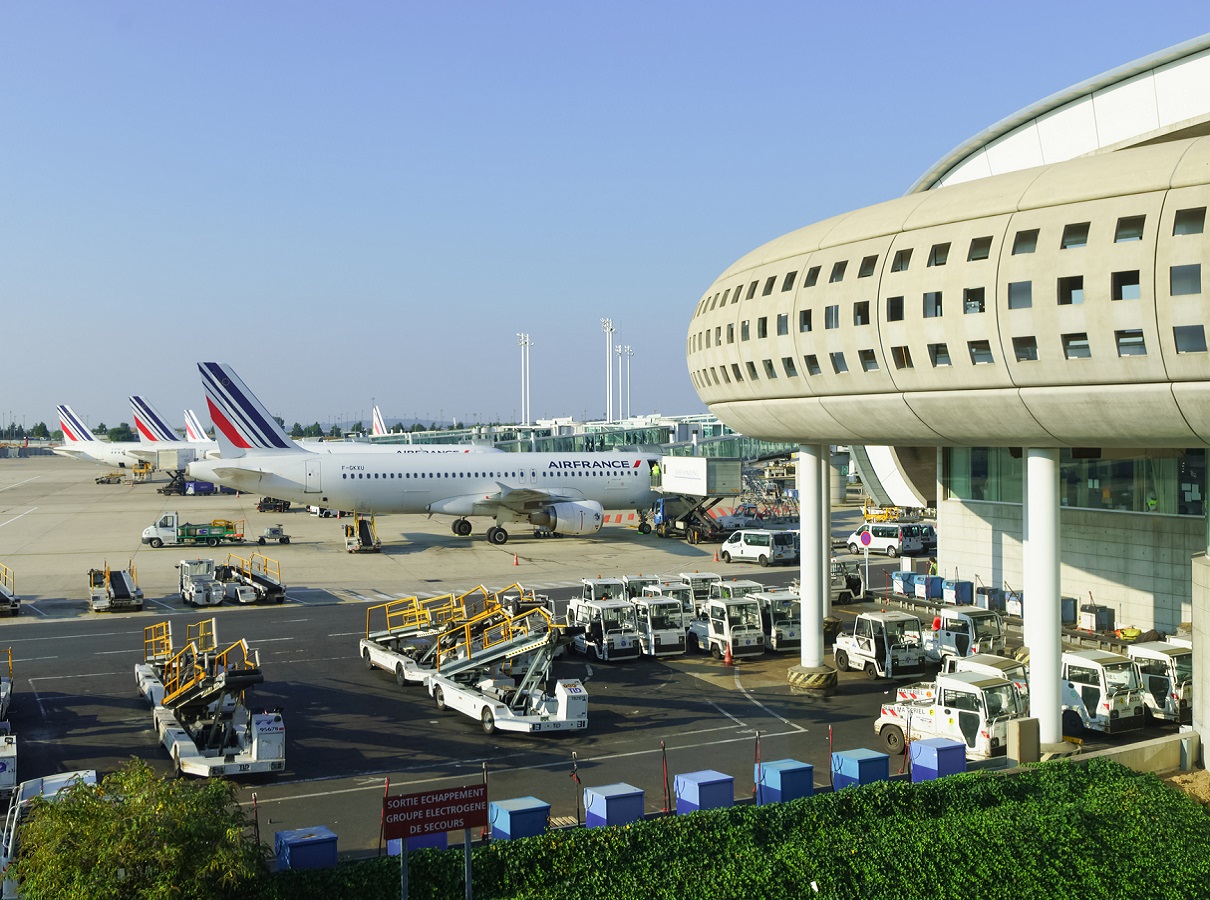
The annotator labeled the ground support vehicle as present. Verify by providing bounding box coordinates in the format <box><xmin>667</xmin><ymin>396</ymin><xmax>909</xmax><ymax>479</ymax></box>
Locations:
<box><xmin>256</xmin><ymin>497</ymin><xmax>291</xmax><ymax>513</ymax></box>
<box><xmin>631</xmin><ymin>596</ymin><xmax>687</xmax><ymax>657</ymax></box>
<box><xmin>1</xmin><ymin>771</ymin><xmax>97</xmax><ymax>898</ymax></box>
<box><xmin>0</xmin><ymin>650</ymin><xmax>17</xmax><ymax>797</ymax></box>
<box><xmin>134</xmin><ymin>619</ymin><xmax>285</xmax><ymax>777</ymax></box>
<box><xmin>567</xmin><ymin>595</ymin><xmax>639</xmax><ymax>661</ymax></box>
<box><xmin>1127</xmin><ymin>641</ymin><xmax>1193</xmax><ymax>724</ymax></box>
<box><xmin>622</xmin><ymin>574</ymin><xmax>659</xmax><ymax>599</ymax></box>
<box><xmin>494</xmin><ymin>582</ymin><xmax>553</xmax><ymax>617</ymax></box>
<box><xmin>833</xmin><ymin>611</ymin><xmax>926</xmax><ymax>679</ymax></box>
<box><xmin>940</xmin><ymin>653</ymin><xmax>1030</xmax><ymax>709</ymax></box>
<box><xmin>650</xmin><ymin>457</ymin><xmax>743</xmax><ymax>542</ymax></box>
<box><xmin>789</xmin><ymin>561</ymin><xmax>865</xmax><ymax>606</ymax></box>
<box><xmin>708</xmin><ymin>579</ymin><xmax>765</xmax><ymax>603</ymax></box>
<box><xmin>142</xmin><ymin>513</ymin><xmax>245</xmax><ymax>548</ymax></box>
<box><xmin>687</xmin><ymin>596</ymin><xmax>766</xmax><ymax>659</ymax></box>
<box><xmin>257</xmin><ymin>524</ymin><xmax>291</xmax><ymax>545</ymax></box>
<box><xmin>95</xmin><ymin>471</ymin><xmax>123</xmax><ymax>484</ymax></box>
<box><xmin>1061</xmin><ymin>649</ymin><xmax>1147</xmax><ymax>736</ymax></box>
<box><xmin>0</xmin><ymin>564</ymin><xmax>17</xmax><ymax>617</ymax></box>
<box><xmin>215</xmin><ymin>552</ymin><xmax>286</xmax><ymax>603</ymax></box>
<box><xmin>579</xmin><ymin>577</ymin><xmax>628</xmax><ymax>604</ymax></box>
<box><xmin>177</xmin><ymin>559</ymin><xmax>224</xmax><ymax>607</ymax></box>
<box><xmin>642</xmin><ymin>580</ymin><xmax>695</xmax><ymax>629</ymax></box>
<box><xmin>845</xmin><ymin>523</ymin><xmax>924</xmax><ymax>558</ymax></box>
<box><xmin>344</xmin><ymin>513</ymin><xmax>381</xmax><ymax>552</ymax></box>
<box><xmin>86</xmin><ymin>560</ymin><xmax>144</xmax><ymax>612</ymax></box>
<box><xmin>751</xmin><ymin>590</ymin><xmax>801</xmax><ymax>652</ymax></box>
<box><xmin>875</xmin><ymin>671</ymin><xmax>1024</xmax><ymax>758</ymax></box>
<box><xmin>923</xmin><ymin>608</ymin><xmax>1006</xmax><ymax>663</ymax></box>
<box><xmin>719</xmin><ymin>528</ymin><xmax>796</xmax><ymax>566</ymax></box>
<box><xmin>678</xmin><ymin>571</ymin><xmax>722</xmax><ymax>612</ymax></box>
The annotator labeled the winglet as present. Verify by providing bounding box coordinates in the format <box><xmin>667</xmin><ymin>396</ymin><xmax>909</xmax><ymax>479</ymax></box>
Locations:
<box><xmin>198</xmin><ymin>362</ymin><xmax>300</xmax><ymax>457</ymax></box>
<box><xmin>130</xmin><ymin>396</ymin><xmax>182</xmax><ymax>443</ymax></box>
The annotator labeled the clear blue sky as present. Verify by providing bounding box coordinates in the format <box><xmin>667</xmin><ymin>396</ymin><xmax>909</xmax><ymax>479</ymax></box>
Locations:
<box><xmin>3</xmin><ymin>3</ymin><xmax>1206</xmax><ymax>432</ymax></box>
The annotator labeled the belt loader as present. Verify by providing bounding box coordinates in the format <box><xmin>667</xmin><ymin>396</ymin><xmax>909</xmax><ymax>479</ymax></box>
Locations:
<box><xmin>134</xmin><ymin>619</ymin><xmax>286</xmax><ymax>777</ymax></box>
<box><xmin>0</xmin><ymin>564</ymin><xmax>17</xmax><ymax>617</ymax></box>
<box><xmin>0</xmin><ymin>651</ymin><xmax>18</xmax><ymax>799</ymax></box>
<box><xmin>87</xmin><ymin>560</ymin><xmax>144</xmax><ymax>612</ymax></box>
<box><xmin>215</xmin><ymin>552</ymin><xmax>286</xmax><ymax>604</ymax></box>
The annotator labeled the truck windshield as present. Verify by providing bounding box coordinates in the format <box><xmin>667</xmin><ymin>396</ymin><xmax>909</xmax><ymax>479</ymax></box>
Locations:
<box><xmin>1173</xmin><ymin>652</ymin><xmax>1194</xmax><ymax>684</ymax></box>
<box><xmin>728</xmin><ymin>602</ymin><xmax>762</xmax><ymax>630</ymax></box>
<box><xmin>602</xmin><ymin>605</ymin><xmax>636</xmax><ymax>631</ymax></box>
<box><xmin>647</xmin><ymin>602</ymin><xmax>679</xmax><ymax>630</ymax></box>
<box><xmin>888</xmin><ymin>620</ymin><xmax>922</xmax><ymax>646</ymax></box>
<box><xmin>772</xmin><ymin>599</ymin><xmax>798</xmax><ymax>625</ymax></box>
<box><xmin>1103</xmin><ymin>660</ymin><xmax>1141</xmax><ymax>693</ymax></box>
<box><xmin>972</xmin><ymin>617</ymin><xmax>1002</xmax><ymax>640</ymax></box>
<box><xmin>983</xmin><ymin>683</ymin><xmax>1020</xmax><ymax>718</ymax></box>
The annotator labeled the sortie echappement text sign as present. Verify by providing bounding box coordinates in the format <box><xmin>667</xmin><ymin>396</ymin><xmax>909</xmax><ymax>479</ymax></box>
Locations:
<box><xmin>383</xmin><ymin>784</ymin><xmax>488</xmax><ymax>840</ymax></box>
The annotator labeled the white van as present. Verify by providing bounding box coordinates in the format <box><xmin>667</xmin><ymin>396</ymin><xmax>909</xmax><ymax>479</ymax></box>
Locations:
<box><xmin>845</xmin><ymin>523</ymin><xmax>924</xmax><ymax>558</ymax></box>
<box><xmin>719</xmin><ymin>529</ymin><xmax>797</xmax><ymax>566</ymax></box>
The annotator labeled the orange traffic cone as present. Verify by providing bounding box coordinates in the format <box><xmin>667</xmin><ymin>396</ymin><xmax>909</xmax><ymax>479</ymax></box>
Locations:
<box><xmin>713</xmin><ymin>550</ymin><xmax>719</xmax><ymax>563</ymax></box>
<box><xmin>513</xmin><ymin>553</ymin><xmax>519</xmax><ymax>566</ymax></box>
<box><xmin>724</xmin><ymin>643</ymin><xmax>733</xmax><ymax>666</ymax></box>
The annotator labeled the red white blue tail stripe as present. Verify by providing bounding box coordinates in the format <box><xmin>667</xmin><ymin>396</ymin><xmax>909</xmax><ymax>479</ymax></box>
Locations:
<box><xmin>57</xmin><ymin>405</ymin><xmax>95</xmax><ymax>443</ymax></box>
<box><xmin>199</xmin><ymin>362</ymin><xmax>296</xmax><ymax>451</ymax></box>
<box><xmin>130</xmin><ymin>396</ymin><xmax>182</xmax><ymax>443</ymax></box>
<box><xmin>184</xmin><ymin>409</ymin><xmax>214</xmax><ymax>443</ymax></box>
<box><xmin>372</xmin><ymin>406</ymin><xmax>387</xmax><ymax>437</ymax></box>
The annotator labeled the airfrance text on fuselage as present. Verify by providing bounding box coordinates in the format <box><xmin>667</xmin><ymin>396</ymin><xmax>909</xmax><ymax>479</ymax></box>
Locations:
<box><xmin>547</xmin><ymin>459</ymin><xmax>640</xmax><ymax>469</ymax></box>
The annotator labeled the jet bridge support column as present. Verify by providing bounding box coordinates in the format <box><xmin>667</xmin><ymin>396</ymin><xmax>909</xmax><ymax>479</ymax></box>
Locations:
<box><xmin>788</xmin><ymin>443</ymin><xmax>836</xmax><ymax>695</ymax></box>
<box><xmin>1023</xmin><ymin>449</ymin><xmax>1063</xmax><ymax>747</ymax></box>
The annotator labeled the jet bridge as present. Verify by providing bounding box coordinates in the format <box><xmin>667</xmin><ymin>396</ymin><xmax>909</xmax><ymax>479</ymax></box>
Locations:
<box><xmin>651</xmin><ymin>456</ymin><xmax>743</xmax><ymax>543</ymax></box>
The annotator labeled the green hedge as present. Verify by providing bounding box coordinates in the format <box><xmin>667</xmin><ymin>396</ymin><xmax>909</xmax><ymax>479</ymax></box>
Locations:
<box><xmin>260</xmin><ymin>759</ymin><xmax>1210</xmax><ymax>900</ymax></box>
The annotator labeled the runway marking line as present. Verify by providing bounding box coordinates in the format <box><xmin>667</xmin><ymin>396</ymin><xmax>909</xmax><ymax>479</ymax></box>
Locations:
<box><xmin>0</xmin><ymin>508</ymin><xmax>37</xmax><ymax>528</ymax></box>
<box><xmin>0</xmin><ymin>477</ymin><xmax>41</xmax><ymax>492</ymax></box>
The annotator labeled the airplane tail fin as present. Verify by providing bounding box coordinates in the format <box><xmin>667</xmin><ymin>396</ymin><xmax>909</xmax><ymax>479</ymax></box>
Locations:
<box><xmin>130</xmin><ymin>396</ymin><xmax>182</xmax><ymax>443</ymax></box>
<box><xmin>57</xmin><ymin>405</ymin><xmax>96</xmax><ymax>443</ymax></box>
<box><xmin>183</xmin><ymin>409</ymin><xmax>215</xmax><ymax>443</ymax></box>
<box><xmin>198</xmin><ymin>362</ymin><xmax>301</xmax><ymax>458</ymax></box>
<box><xmin>372</xmin><ymin>406</ymin><xmax>387</xmax><ymax>437</ymax></box>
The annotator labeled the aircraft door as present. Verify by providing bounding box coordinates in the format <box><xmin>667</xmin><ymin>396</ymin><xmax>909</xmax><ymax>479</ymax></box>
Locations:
<box><xmin>304</xmin><ymin>457</ymin><xmax>321</xmax><ymax>493</ymax></box>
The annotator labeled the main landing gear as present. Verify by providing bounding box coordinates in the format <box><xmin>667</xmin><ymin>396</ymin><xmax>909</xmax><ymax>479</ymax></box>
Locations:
<box><xmin>451</xmin><ymin>518</ymin><xmax>473</xmax><ymax>537</ymax></box>
<box><xmin>485</xmin><ymin>526</ymin><xmax>509</xmax><ymax>545</ymax></box>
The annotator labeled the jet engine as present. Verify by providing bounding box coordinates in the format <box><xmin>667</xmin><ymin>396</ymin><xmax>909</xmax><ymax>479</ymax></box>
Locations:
<box><xmin>529</xmin><ymin>500</ymin><xmax>604</xmax><ymax>535</ymax></box>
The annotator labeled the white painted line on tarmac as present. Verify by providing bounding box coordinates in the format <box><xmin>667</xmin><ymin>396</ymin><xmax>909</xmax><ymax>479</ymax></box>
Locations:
<box><xmin>13</xmin><ymin>656</ymin><xmax>57</xmax><ymax>664</ymax></box>
<box><xmin>147</xmin><ymin>598</ymin><xmax>177</xmax><ymax>611</ymax></box>
<box><xmin>0</xmin><ymin>477</ymin><xmax>41</xmax><ymax>492</ymax></box>
<box><xmin>0</xmin><ymin>508</ymin><xmax>37</xmax><ymax>528</ymax></box>
<box><xmin>11</xmin><ymin>629</ymin><xmax>141</xmax><ymax>642</ymax></box>
<box><xmin>21</xmin><ymin>604</ymin><xmax>47</xmax><ymax>617</ymax></box>
<box><xmin>96</xmin><ymin>649</ymin><xmax>139</xmax><ymax>656</ymax></box>
<box><xmin>246</xmin><ymin>637</ymin><xmax>294</xmax><ymax>644</ymax></box>
<box><xmin>708</xmin><ymin>701</ymin><xmax>749</xmax><ymax>729</ymax></box>
<box><xmin>733</xmin><ymin>669</ymin><xmax>806</xmax><ymax>732</ymax></box>
<box><xmin>328</xmin><ymin>631</ymin><xmax>363</xmax><ymax>637</ymax></box>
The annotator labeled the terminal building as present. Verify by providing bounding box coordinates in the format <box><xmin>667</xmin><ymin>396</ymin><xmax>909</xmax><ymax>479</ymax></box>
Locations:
<box><xmin>685</xmin><ymin>35</ymin><xmax>1210</xmax><ymax>749</ymax></box>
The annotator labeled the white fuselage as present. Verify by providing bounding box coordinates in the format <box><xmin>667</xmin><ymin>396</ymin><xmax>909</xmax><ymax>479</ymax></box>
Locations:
<box><xmin>53</xmin><ymin>441</ymin><xmax>145</xmax><ymax>468</ymax></box>
<box><xmin>188</xmin><ymin>450</ymin><xmax>657</xmax><ymax>518</ymax></box>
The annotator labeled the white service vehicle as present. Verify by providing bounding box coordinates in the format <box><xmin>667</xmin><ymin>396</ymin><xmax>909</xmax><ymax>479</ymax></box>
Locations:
<box><xmin>1061</xmin><ymin>649</ymin><xmax>1146</xmax><ymax>736</ymax></box>
<box><xmin>1</xmin><ymin>770</ymin><xmax>98</xmax><ymax>899</ymax></box>
<box><xmin>845</xmin><ymin>523</ymin><xmax>924</xmax><ymax>558</ymax></box>
<box><xmin>687</xmin><ymin>596</ymin><xmax>766</xmax><ymax>659</ymax></box>
<box><xmin>631</xmin><ymin>595</ymin><xmax>687</xmax><ymax>657</ymax></box>
<box><xmin>924</xmin><ymin>607</ymin><xmax>1006</xmax><ymax>662</ymax></box>
<box><xmin>833</xmin><ymin>611</ymin><xmax>926</xmax><ymax>679</ymax></box>
<box><xmin>941</xmin><ymin>653</ymin><xmax>1030</xmax><ymax>709</ymax></box>
<box><xmin>177</xmin><ymin>559</ymin><xmax>224</xmax><ymax>607</ymax></box>
<box><xmin>622</xmin><ymin>574</ymin><xmax>659</xmax><ymax>599</ymax></box>
<box><xmin>134</xmin><ymin>619</ymin><xmax>286</xmax><ymax>777</ymax></box>
<box><xmin>751</xmin><ymin>590</ymin><xmax>801</xmax><ymax>652</ymax></box>
<box><xmin>643</xmin><ymin>580</ymin><xmax>696</xmax><ymax>629</ymax></box>
<box><xmin>708</xmin><ymin>579</ymin><xmax>766</xmax><ymax>603</ymax></box>
<box><xmin>0</xmin><ymin>563</ymin><xmax>18</xmax><ymax>617</ymax></box>
<box><xmin>566</xmin><ymin>595</ymin><xmax>640</xmax><ymax>661</ymax></box>
<box><xmin>718</xmin><ymin>529</ymin><xmax>796</xmax><ymax>566</ymax></box>
<box><xmin>1127</xmin><ymin>641</ymin><xmax>1192</xmax><ymax>724</ymax></box>
<box><xmin>86</xmin><ymin>560</ymin><xmax>144</xmax><ymax>613</ymax></box>
<box><xmin>580</xmin><ymin>577</ymin><xmax>629</xmax><ymax>603</ymax></box>
<box><xmin>678</xmin><ymin>571</ymin><xmax>723</xmax><ymax>610</ymax></box>
<box><xmin>830</xmin><ymin>560</ymin><xmax>865</xmax><ymax>603</ymax></box>
<box><xmin>875</xmin><ymin>671</ymin><xmax>1024</xmax><ymax>758</ymax></box>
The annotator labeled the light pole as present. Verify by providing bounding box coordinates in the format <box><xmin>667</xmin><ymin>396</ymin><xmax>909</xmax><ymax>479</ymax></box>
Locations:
<box><xmin>615</xmin><ymin>344</ymin><xmax>623</xmax><ymax>424</ymax></box>
<box><xmin>623</xmin><ymin>346</ymin><xmax>633</xmax><ymax>419</ymax></box>
<box><xmin>600</xmin><ymin>318</ymin><xmax>614</xmax><ymax>423</ymax></box>
<box><xmin>516</xmin><ymin>333</ymin><xmax>532</xmax><ymax>426</ymax></box>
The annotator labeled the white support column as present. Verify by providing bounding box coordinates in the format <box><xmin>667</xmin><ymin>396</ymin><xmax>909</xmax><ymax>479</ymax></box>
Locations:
<box><xmin>799</xmin><ymin>443</ymin><xmax>824</xmax><ymax>668</ymax></box>
<box><xmin>819</xmin><ymin>448</ymin><xmax>832</xmax><ymax>621</ymax></box>
<box><xmin>1024</xmin><ymin>448</ymin><xmax>1062</xmax><ymax>745</ymax></box>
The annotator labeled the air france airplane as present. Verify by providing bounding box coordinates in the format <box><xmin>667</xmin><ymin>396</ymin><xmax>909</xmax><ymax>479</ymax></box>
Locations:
<box><xmin>130</xmin><ymin>396</ymin><xmax>221</xmax><ymax>461</ymax></box>
<box><xmin>184</xmin><ymin>409</ymin><xmax>216</xmax><ymax>444</ymax></box>
<box><xmin>52</xmin><ymin>405</ymin><xmax>147</xmax><ymax>468</ymax></box>
<box><xmin>187</xmin><ymin>362</ymin><xmax>658</xmax><ymax>544</ymax></box>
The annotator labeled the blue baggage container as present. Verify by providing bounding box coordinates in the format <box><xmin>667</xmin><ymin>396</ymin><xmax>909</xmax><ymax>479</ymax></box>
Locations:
<box><xmin>584</xmin><ymin>783</ymin><xmax>643</xmax><ymax>828</ymax></box>
<box><xmin>910</xmin><ymin>738</ymin><xmax>967</xmax><ymax>783</ymax></box>
<box><xmin>975</xmin><ymin>586</ymin><xmax>1004</xmax><ymax>611</ymax></box>
<box><xmin>831</xmin><ymin>749</ymin><xmax>888</xmax><ymax>790</ymax></box>
<box><xmin>891</xmin><ymin>571</ymin><xmax>909</xmax><ymax>596</ymax></box>
<box><xmin>755</xmin><ymin>759</ymin><xmax>813</xmax><ymax>805</ymax></box>
<box><xmin>275</xmin><ymin>826</ymin><xmax>337</xmax><ymax>871</ymax></box>
<box><xmin>943</xmin><ymin>580</ymin><xmax>974</xmax><ymax>605</ymax></box>
<box><xmin>915</xmin><ymin>575</ymin><xmax>944</xmax><ymax>600</ymax></box>
<box><xmin>1061</xmin><ymin>596</ymin><xmax>1077</xmax><ymax>625</ymax></box>
<box><xmin>489</xmin><ymin>796</ymin><xmax>550</xmax><ymax>841</ymax></box>
<box><xmin>674</xmin><ymin>770</ymin><xmax>733</xmax><ymax>814</ymax></box>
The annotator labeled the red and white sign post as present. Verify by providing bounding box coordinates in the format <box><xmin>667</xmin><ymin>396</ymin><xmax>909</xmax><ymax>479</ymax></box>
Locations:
<box><xmin>384</xmin><ymin>783</ymin><xmax>488</xmax><ymax>900</ymax></box>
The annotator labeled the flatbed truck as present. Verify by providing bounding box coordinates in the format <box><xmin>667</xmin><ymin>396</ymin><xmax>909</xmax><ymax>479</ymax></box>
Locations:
<box><xmin>141</xmin><ymin>513</ymin><xmax>245</xmax><ymax>548</ymax></box>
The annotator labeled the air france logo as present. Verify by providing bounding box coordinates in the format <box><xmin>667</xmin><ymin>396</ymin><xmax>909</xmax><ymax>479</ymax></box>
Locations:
<box><xmin>547</xmin><ymin>459</ymin><xmax>640</xmax><ymax>470</ymax></box>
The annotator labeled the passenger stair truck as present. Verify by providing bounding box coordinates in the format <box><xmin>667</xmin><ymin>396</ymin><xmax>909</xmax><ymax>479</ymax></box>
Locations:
<box><xmin>1061</xmin><ymin>649</ymin><xmax>1147</xmax><ymax>736</ymax></box>
<box><xmin>426</xmin><ymin>607</ymin><xmax>588</xmax><ymax>735</ymax></box>
<box><xmin>344</xmin><ymin>513</ymin><xmax>381</xmax><ymax>552</ymax></box>
<box><xmin>874</xmin><ymin>671</ymin><xmax>1024</xmax><ymax>758</ymax></box>
<box><xmin>923</xmin><ymin>607</ymin><xmax>1006</xmax><ymax>663</ymax></box>
<box><xmin>134</xmin><ymin>619</ymin><xmax>286</xmax><ymax>777</ymax></box>
<box><xmin>142</xmin><ymin>513</ymin><xmax>245</xmax><ymax>548</ymax></box>
<box><xmin>177</xmin><ymin>559</ymin><xmax>225</xmax><ymax>607</ymax></box>
<box><xmin>751</xmin><ymin>590</ymin><xmax>801</xmax><ymax>652</ymax></box>
<box><xmin>688</xmin><ymin>594</ymin><xmax>766</xmax><ymax>659</ymax></box>
<box><xmin>651</xmin><ymin>456</ymin><xmax>743</xmax><ymax>543</ymax></box>
<box><xmin>215</xmin><ymin>552</ymin><xmax>286</xmax><ymax>604</ymax></box>
<box><xmin>833</xmin><ymin>611</ymin><xmax>926</xmax><ymax>679</ymax></box>
<box><xmin>1</xmin><ymin>771</ymin><xmax>98</xmax><ymax>900</ymax></box>
<box><xmin>568</xmin><ymin>581</ymin><xmax>640</xmax><ymax>661</ymax></box>
<box><xmin>1127</xmin><ymin>640</ymin><xmax>1193</xmax><ymax>724</ymax></box>
<box><xmin>0</xmin><ymin>564</ymin><xmax>17</xmax><ymax>617</ymax></box>
<box><xmin>86</xmin><ymin>560</ymin><xmax>144</xmax><ymax>612</ymax></box>
<box><xmin>631</xmin><ymin>595</ymin><xmax>687</xmax><ymax>657</ymax></box>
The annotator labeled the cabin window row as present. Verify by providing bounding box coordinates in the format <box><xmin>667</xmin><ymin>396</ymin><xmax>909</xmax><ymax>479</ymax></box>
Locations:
<box><xmin>340</xmin><ymin>470</ymin><xmax>641</xmax><ymax>480</ymax></box>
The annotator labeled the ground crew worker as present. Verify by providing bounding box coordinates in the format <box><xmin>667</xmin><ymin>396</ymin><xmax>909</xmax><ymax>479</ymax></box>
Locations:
<box><xmin>928</xmin><ymin>556</ymin><xmax>938</xmax><ymax>576</ymax></box>
<box><xmin>651</xmin><ymin>461</ymin><xmax>661</xmax><ymax>485</ymax></box>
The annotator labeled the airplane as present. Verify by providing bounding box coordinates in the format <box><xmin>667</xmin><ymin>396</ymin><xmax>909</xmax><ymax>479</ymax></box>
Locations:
<box><xmin>129</xmin><ymin>396</ymin><xmax>221</xmax><ymax>461</ymax></box>
<box><xmin>52</xmin><ymin>405</ymin><xmax>147</xmax><ymax>468</ymax></box>
<box><xmin>187</xmin><ymin>362</ymin><xmax>658</xmax><ymax>544</ymax></box>
<box><xmin>371</xmin><ymin>406</ymin><xmax>388</xmax><ymax>437</ymax></box>
<box><xmin>292</xmin><ymin>404</ymin><xmax>501</xmax><ymax>454</ymax></box>
<box><xmin>183</xmin><ymin>409</ymin><xmax>215</xmax><ymax>444</ymax></box>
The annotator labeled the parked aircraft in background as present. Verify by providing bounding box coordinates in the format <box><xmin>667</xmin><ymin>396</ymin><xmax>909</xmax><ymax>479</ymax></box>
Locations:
<box><xmin>129</xmin><ymin>397</ymin><xmax>221</xmax><ymax>461</ymax></box>
<box><xmin>183</xmin><ymin>409</ymin><xmax>215</xmax><ymax>444</ymax></box>
<box><xmin>372</xmin><ymin>406</ymin><xmax>388</xmax><ymax>437</ymax></box>
<box><xmin>52</xmin><ymin>405</ymin><xmax>146</xmax><ymax>468</ymax></box>
<box><xmin>188</xmin><ymin>362</ymin><xmax>657</xmax><ymax>544</ymax></box>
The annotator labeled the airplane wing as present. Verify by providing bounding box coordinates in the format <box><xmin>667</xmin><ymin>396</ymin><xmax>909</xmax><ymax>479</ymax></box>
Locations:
<box><xmin>427</xmin><ymin>485</ymin><xmax>581</xmax><ymax>517</ymax></box>
<box><xmin>128</xmin><ymin>448</ymin><xmax>158</xmax><ymax>462</ymax></box>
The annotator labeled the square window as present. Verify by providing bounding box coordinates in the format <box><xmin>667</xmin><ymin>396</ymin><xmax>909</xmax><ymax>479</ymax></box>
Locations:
<box><xmin>963</xmin><ymin>287</ymin><xmax>986</xmax><ymax>314</ymax></box>
<box><xmin>781</xmin><ymin>271</ymin><xmax>797</xmax><ymax>291</ymax></box>
<box><xmin>830</xmin><ymin>351</ymin><xmax>848</xmax><ymax>374</ymax></box>
<box><xmin>1174</xmin><ymin>325</ymin><xmax>1208</xmax><ymax>353</ymax></box>
<box><xmin>859</xmin><ymin>348</ymin><xmax>879</xmax><ymax>371</ymax></box>
<box><xmin>923</xmin><ymin>291</ymin><xmax>943</xmax><ymax>318</ymax></box>
<box><xmin>746</xmin><ymin>280</ymin><xmax>759</xmax><ymax>300</ymax></box>
<box><xmin>829</xmin><ymin>261</ymin><xmax>847</xmax><ymax>283</ymax></box>
<box><xmin>891</xmin><ymin>249</ymin><xmax>912</xmax><ymax>272</ymax></box>
<box><xmin>928</xmin><ymin>343</ymin><xmax>951</xmax><ymax>367</ymax></box>
<box><xmin>1013</xmin><ymin>336</ymin><xmax>1038</xmax><ymax>361</ymax></box>
<box><xmin>762</xmin><ymin>359</ymin><xmax>777</xmax><ymax>379</ymax></box>
<box><xmin>799</xmin><ymin>310</ymin><xmax>812</xmax><ymax>332</ymax></box>
<box><xmin>858</xmin><ymin>254</ymin><xmax>878</xmax><ymax>278</ymax></box>
<box><xmin>727</xmin><ymin>323</ymin><xmax>735</xmax><ymax>343</ymax></box>
<box><xmin>927</xmin><ymin>242</ymin><xmax>950</xmax><ymax>267</ymax></box>
<box><xmin>782</xmin><ymin>356</ymin><xmax>798</xmax><ymax>377</ymax></box>
<box><xmin>740</xmin><ymin>321</ymin><xmax>750</xmax><ymax>341</ymax></box>
<box><xmin>968</xmin><ymin>340</ymin><xmax>994</xmax><ymax>365</ymax></box>
<box><xmin>776</xmin><ymin>313</ymin><xmax>789</xmax><ymax>336</ymax></box>
<box><xmin>1115</xmin><ymin>329</ymin><xmax>1147</xmax><ymax>357</ymax></box>
<box><xmin>1061</xmin><ymin>222</ymin><xmax>1090</xmax><ymax>249</ymax></box>
<box><xmin>720</xmin><ymin>365</ymin><xmax>731</xmax><ymax>384</ymax></box>
<box><xmin>1058</xmin><ymin>275</ymin><xmax>1085</xmax><ymax>305</ymax></box>
<box><xmin>854</xmin><ymin>301</ymin><xmax>871</xmax><ymax>326</ymax></box>
<box><xmin>824</xmin><ymin>305</ymin><xmax>840</xmax><ymax>329</ymax></box>
<box><xmin>1008</xmin><ymin>281</ymin><xmax>1033</xmax><ymax>309</ymax></box>
<box><xmin>804</xmin><ymin>265</ymin><xmax>821</xmax><ymax>287</ymax></box>
<box><xmin>967</xmin><ymin>236</ymin><xmax>993</xmax><ymax>261</ymax></box>
<box><xmin>886</xmin><ymin>295</ymin><xmax>904</xmax><ymax>321</ymax></box>
<box><xmin>891</xmin><ymin>345</ymin><xmax>913</xmax><ymax>369</ymax></box>
<box><xmin>1174</xmin><ymin>207</ymin><xmax>1206</xmax><ymax>236</ymax></box>
<box><xmin>1062</xmin><ymin>332</ymin><xmax>1092</xmax><ymax>359</ymax></box>
<box><xmin>762</xmin><ymin>276</ymin><xmax>776</xmax><ymax>296</ymax></box>
<box><xmin>1115</xmin><ymin>216</ymin><xmax>1145</xmax><ymax>242</ymax></box>
<box><xmin>757</xmin><ymin>317</ymin><xmax>768</xmax><ymax>338</ymax></box>
<box><xmin>1012</xmin><ymin>229</ymin><xmax>1039</xmax><ymax>254</ymax></box>
<box><xmin>1171</xmin><ymin>264</ymin><xmax>1202</xmax><ymax>296</ymax></box>
<box><xmin>803</xmin><ymin>354</ymin><xmax>821</xmax><ymax>376</ymax></box>
<box><xmin>1112</xmin><ymin>270</ymin><xmax>1141</xmax><ymax>301</ymax></box>
<box><xmin>730</xmin><ymin>363</ymin><xmax>744</xmax><ymax>382</ymax></box>
<box><xmin>745</xmin><ymin>360</ymin><xmax>759</xmax><ymax>380</ymax></box>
